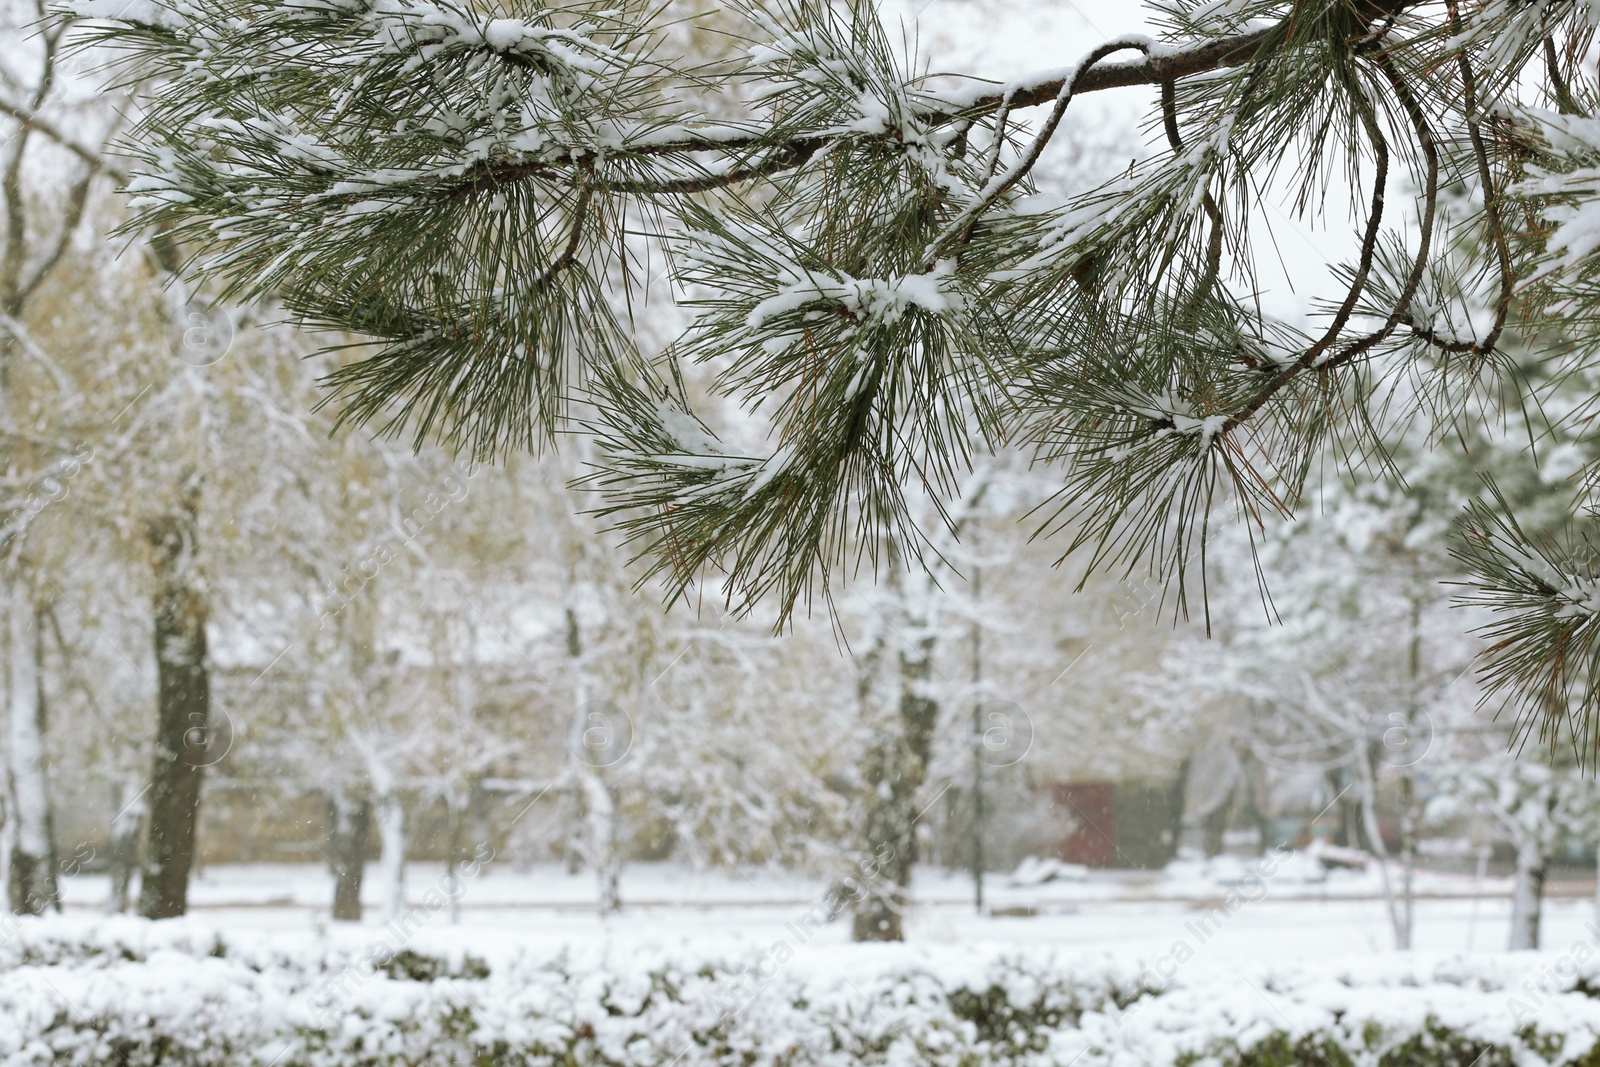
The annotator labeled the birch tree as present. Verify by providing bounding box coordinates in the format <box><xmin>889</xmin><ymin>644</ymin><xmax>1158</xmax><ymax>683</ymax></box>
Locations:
<box><xmin>0</xmin><ymin>0</ymin><xmax>123</xmax><ymax>913</ymax></box>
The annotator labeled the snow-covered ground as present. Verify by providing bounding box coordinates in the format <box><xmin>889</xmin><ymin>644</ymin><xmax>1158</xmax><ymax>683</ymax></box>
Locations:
<box><xmin>50</xmin><ymin>856</ymin><xmax>1598</xmax><ymax>961</ymax></box>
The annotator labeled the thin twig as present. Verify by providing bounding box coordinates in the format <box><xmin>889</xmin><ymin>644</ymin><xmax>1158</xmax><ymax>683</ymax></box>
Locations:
<box><xmin>1220</xmin><ymin>80</ymin><xmax>1391</xmax><ymax>435</ymax></box>
<box><xmin>0</xmin><ymin>95</ymin><xmax>125</xmax><ymax>180</ymax></box>
<box><xmin>931</xmin><ymin>37</ymin><xmax>1154</xmax><ymax>263</ymax></box>
<box><xmin>1330</xmin><ymin>48</ymin><xmax>1440</xmax><ymax>365</ymax></box>
<box><xmin>1457</xmin><ymin>16</ymin><xmax>1513</xmax><ymax>359</ymax></box>
<box><xmin>18</xmin><ymin>167</ymin><xmax>96</xmax><ymax>305</ymax></box>
<box><xmin>980</xmin><ymin>91</ymin><xmax>1015</xmax><ymax>187</ymax></box>
<box><xmin>1395</xmin><ymin>5</ymin><xmax>1511</xmax><ymax>359</ymax></box>
<box><xmin>1544</xmin><ymin>36</ymin><xmax>1578</xmax><ymax>115</ymax></box>
<box><xmin>1160</xmin><ymin>79</ymin><xmax>1224</xmax><ymax>298</ymax></box>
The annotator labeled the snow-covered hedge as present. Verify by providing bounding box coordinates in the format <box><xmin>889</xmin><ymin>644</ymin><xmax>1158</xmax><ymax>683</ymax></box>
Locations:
<box><xmin>2</xmin><ymin>916</ymin><xmax>1599</xmax><ymax>1067</ymax></box>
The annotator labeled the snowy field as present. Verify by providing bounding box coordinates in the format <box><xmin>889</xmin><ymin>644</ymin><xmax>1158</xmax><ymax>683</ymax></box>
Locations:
<box><xmin>43</xmin><ymin>856</ymin><xmax>1600</xmax><ymax>959</ymax></box>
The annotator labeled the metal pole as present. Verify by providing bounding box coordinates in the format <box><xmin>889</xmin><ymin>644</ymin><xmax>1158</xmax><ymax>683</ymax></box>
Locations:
<box><xmin>972</xmin><ymin>561</ymin><xmax>983</xmax><ymax>914</ymax></box>
<box><xmin>1398</xmin><ymin>593</ymin><xmax>1422</xmax><ymax>949</ymax></box>
<box><xmin>1466</xmin><ymin>844</ymin><xmax>1489</xmax><ymax>951</ymax></box>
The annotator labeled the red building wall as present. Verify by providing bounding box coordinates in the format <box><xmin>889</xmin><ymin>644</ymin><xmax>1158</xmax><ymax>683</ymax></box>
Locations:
<box><xmin>1053</xmin><ymin>781</ymin><xmax>1116</xmax><ymax>868</ymax></box>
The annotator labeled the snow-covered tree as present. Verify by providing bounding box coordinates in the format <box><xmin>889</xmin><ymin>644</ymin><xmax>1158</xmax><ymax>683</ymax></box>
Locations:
<box><xmin>1427</xmin><ymin>753</ymin><xmax>1600</xmax><ymax>949</ymax></box>
<box><xmin>0</xmin><ymin>0</ymin><xmax>123</xmax><ymax>914</ymax></box>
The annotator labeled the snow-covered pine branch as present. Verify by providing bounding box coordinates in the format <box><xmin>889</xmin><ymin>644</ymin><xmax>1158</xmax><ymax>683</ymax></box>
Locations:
<box><xmin>71</xmin><ymin>0</ymin><xmax>1600</xmax><ymax>742</ymax></box>
<box><xmin>1450</xmin><ymin>487</ymin><xmax>1600</xmax><ymax>757</ymax></box>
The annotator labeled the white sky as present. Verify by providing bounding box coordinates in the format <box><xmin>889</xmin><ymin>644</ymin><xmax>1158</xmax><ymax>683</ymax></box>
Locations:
<box><xmin>886</xmin><ymin>0</ymin><xmax>1376</xmax><ymax>329</ymax></box>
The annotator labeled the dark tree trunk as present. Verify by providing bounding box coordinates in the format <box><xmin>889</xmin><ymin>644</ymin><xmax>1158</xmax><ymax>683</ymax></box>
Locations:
<box><xmin>853</xmin><ymin>635</ymin><xmax>938</xmax><ymax>943</ymax></box>
<box><xmin>138</xmin><ymin>500</ymin><xmax>209</xmax><ymax>920</ymax></box>
<box><xmin>6</xmin><ymin>848</ymin><xmax>55</xmax><ymax>915</ymax></box>
<box><xmin>329</xmin><ymin>790</ymin><xmax>371</xmax><ymax>921</ymax></box>
<box><xmin>1165</xmin><ymin>759</ymin><xmax>1190</xmax><ymax>862</ymax></box>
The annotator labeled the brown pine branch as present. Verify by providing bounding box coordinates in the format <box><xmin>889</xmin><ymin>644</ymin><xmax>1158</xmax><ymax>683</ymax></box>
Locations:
<box><xmin>439</xmin><ymin>21</ymin><xmax>1291</xmax><ymax>200</ymax></box>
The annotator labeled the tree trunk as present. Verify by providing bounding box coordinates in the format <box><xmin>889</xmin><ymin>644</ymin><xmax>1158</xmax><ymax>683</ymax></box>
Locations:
<box><xmin>852</xmin><ymin>633</ymin><xmax>938</xmax><ymax>943</ymax></box>
<box><xmin>565</xmin><ymin>606</ymin><xmax>621</xmax><ymax>916</ymax></box>
<box><xmin>562</xmin><ymin>788</ymin><xmax>584</xmax><ymax>875</ymax></box>
<box><xmin>1593</xmin><ymin>843</ymin><xmax>1600</xmax><ymax>934</ymax></box>
<box><xmin>328</xmin><ymin>788</ymin><xmax>371</xmax><ymax>921</ymax></box>
<box><xmin>443</xmin><ymin>799</ymin><xmax>463</xmax><ymax>923</ymax></box>
<box><xmin>1240</xmin><ymin>750</ymin><xmax>1270</xmax><ymax>855</ymax></box>
<box><xmin>468</xmin><ymin>776</ymin><xmax>491</xmax><ymax>868</ymax></box>
<box><xmin>138</xmin><ymin>502</ymin><xmax>209</xmax><ymax>920</ymax></box>
<box><xmin>1201</xmin><ymin>792</ymin><xmax>1231</xmax><ymax>858</ymax></box>
<box><xmin>1398</xmin><ymin>769</ymin><xmax>1416</xmax><ymax>950</ymax></box>
<box><xmin>1510</xmin><ymin>840</ymin><xmax>1546</xmax><ymax>950</ymax></box>
<box><xmin>1325</xmin><ymin>767</ymin><xmax>1359</xmax><ymax>848</ymax></box>
<box><xmin>577</xmin><ymin>767</ymin><xmax>619</xmax><ymax>914</ymax></box>
<box><xmin>374</xmin><ymin>788</ymin><xmax>406</xmax><ymax>919</ymax></box>
<box><xmin>1355</xmin><ymin>740</ymin><xmax>1405</xmax><ymax>949</ymax></box>
<box><xmin>6</xmin><ymin>579</ymin><xmax>56</xmax><ymax>914</ymax></box>
<box><xmin>1164</xmin><ymin>759</ymin><xmax>1190</xmax><ymax>864</ymax></box>
<box><xmin>106</xmin><ymin>776</ymin><xmax>145</xmax><ymax>915</ymax></box>
<box><xmin>1396</xmin><ymin>598</ymin><xmax>1422</xmax><ymax>951</ymax></box>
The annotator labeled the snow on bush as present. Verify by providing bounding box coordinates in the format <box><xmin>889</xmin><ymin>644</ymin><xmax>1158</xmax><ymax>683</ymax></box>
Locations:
<box><xmin>5</xmin><ymin>916</ymin><xmax>1600</xmax><ymax>1067</ymax></box>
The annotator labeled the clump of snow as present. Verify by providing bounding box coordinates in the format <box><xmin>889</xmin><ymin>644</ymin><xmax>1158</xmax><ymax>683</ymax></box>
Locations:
<box><xmin>1555</xmin><ymin>575</ymin><xmax>1600</xmax><ymax>620</ymax></box>
<box><xmin>1008</xmin><ymin>857</ymin><xmax>1088</xmax><ymax>887</ymax></box>
<box><xmin>745</xmin><ymin>260</ymin><xmax>966</xmax><ymax>335</ymax></box>
<box><xmin>1106</xmin><ymin>386</ymin><xmax>1230</xmax><ymax>454</ymax></box>
<box><xmin>65</xmin><ymin>0</ymin><xmax>195</xmax><ymax>30</ymax></box>
<box><xmin>1514</xmin><ymin>109</ymin><xmax>1600</xmax><ymax>278</ymax></box>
